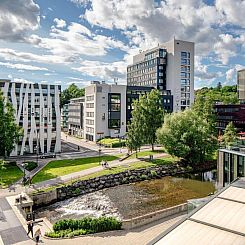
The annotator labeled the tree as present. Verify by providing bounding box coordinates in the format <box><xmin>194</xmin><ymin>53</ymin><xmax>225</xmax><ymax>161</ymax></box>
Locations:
<box><xmin>222</xmin><ymin>122</ymin><xmax>237</xmax><ymax>147</ymax></box>
<box><xmin>126</xmin><ymin>99</ymin><xmax>144</xmax><ymax>157</ymax></box>
<box><xmin>60</xmin><ymin>83</ymin><xmax>85</xmax><ymax>107</ymax></box>
<box><xmin>141</xmin><ymin>89</ymin><xmax>164</xmax><ymax>151</ymax></box>
<box><xmin>0</xmin><ymin>91</ymin><xmax>23</xmax><ymax>158</ymax></box>
<box><xmin>157</xmin><ymin>109</ymin><xmax>218</xmax><ymax>167</ymax></box>
<box><xmin>192</xmin><ymin>94</ymin><xmax>217</xmax><ymax>136</ymax></box>
<box><xmin>216</xmin><ymin>82</ymin><xmax>222</xmax><ymax>91</ymax></box>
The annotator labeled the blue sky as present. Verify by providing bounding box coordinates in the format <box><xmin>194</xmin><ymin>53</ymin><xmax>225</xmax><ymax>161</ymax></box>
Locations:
<box><xmin>0</xmin><ymin>0</ymin><xmax>244</xmax><ymax>90</ymax></box>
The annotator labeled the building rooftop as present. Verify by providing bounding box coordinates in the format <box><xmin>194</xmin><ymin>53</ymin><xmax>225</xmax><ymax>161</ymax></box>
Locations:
<box><xmin>150</xmin><ymin>178</ymin><xmax>245</xmax><ymax>245</ymax></box>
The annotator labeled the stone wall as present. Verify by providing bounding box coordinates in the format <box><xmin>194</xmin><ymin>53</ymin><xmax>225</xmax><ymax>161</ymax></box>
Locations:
<box><xmin>32</xmin><ymin>161</ymin><xmax>216</xmax><ymax>209</ymax></box>
<box><xmin>122</xmin><ymin>203</ymin><xmax>187</xmax><ymax>229</ymax></box>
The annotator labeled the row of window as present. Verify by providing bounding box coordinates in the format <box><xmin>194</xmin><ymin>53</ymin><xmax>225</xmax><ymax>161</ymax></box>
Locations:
<box><xmin>86</xmin><ymin>126</ymin><xmax>94</xmax><ymax>133</ymax></box>
<box><xmin>86</xmin><ymin>112</ymin><xmax>94</xmax><ymax>117</ymax></box>
<box><xmin>127</xmin><ymin>66</ymin><xmax>157</xmax><ymax>77</ymax></box>
<box><xmin>86</xmin><ymin>103</ymin><xmax>94</xmax><ymax>108</ymax></box>
<box><xmin>86</xmin><ymin>119</ymin><xmax>94</xmax><ymax>125</ymax></box>
<box><xmin>86</xmin><ymin>95</ymin><xmax>94</xmax><ymax>101</ymax></box>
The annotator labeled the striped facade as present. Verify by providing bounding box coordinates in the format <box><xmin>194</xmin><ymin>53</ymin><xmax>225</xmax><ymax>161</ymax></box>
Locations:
<box><xmin>0</xmin><ymin>80</ymin><xmax>61</xmax><ymax>156</ymax></box>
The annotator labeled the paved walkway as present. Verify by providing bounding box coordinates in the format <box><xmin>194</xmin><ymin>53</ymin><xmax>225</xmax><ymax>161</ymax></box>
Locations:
<box><xmin>28</xmin><ymin>153</ymin><xmax>168</xmax><ymax>191</ymax></box>
<box><xmin>0</xmin><ymin>197</ymin><xmax>29</xmax><ymax>245</ymax></box>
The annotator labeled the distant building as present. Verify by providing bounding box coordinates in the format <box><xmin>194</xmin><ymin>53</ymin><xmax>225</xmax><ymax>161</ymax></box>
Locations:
<box><xmin>84</xmin><ymin>81</ymin><xmax>127</xmax><ymax>141</ymax></box>
<box><xmin>0</xmin><ymin>80</ymin><xmax>61</xmax><ymax>156</ymax></box>
<box><xmin>127</xmin><ymin>39</ymin><xmax>195</xmax><ymax>111</ymax></box>
<box><xmin>217</xmin><ymin>148</ymin><xmax>245</xmax><ymax>187</ymax></box>
<box><xmin>238</xmin><ymin>69</ymin><xmax>245</xmax><ymax>104</ymax></box>
<box><xmin>61</xmin><ymin>104</ymin><xmax>69</xmax><ymax>131</ymax></box>
<box><xmin>214</xmin><ymin>104</ymin><xmax>245</xmax><ymax>133</ymax></box>
<box><xmin>68</xmin><ymin>97</ymin><xmax>84</xmax><ymax>137</ymax></box>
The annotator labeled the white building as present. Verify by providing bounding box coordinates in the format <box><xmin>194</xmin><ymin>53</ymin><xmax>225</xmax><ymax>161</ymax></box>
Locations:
<box><xmin>68</xmin><ymin>97</ymin><xmax>84</xmax><ymax>137</ymax></box>
<box><xmin>127</xmin><ymin>39</ymin><xmax>194</xmax><ymax>111</ymax></box>
<box><xmin>0</xmin><ymin>80</ymin><xmax>61</xmax><ymax>156</ymax></box>
<box><xmin>84</xmin><ymin>81</ymin><xmax>127</xmax><ymax>142</ymax></box>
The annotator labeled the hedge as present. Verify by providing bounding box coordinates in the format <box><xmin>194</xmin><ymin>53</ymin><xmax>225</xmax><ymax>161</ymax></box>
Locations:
<box><xmin>46</xmin><ymin>217</ymin><xmax>122</xmax><ymax>238</ymax></box>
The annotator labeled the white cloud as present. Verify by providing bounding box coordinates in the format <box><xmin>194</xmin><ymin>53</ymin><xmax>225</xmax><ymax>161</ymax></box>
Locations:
<box><xmin>72</xmin><ymin>60</ymin><xmax>127</xmax><ymax>82</ymax></box>
<box><xmin>54</xmin><ymin>18</ymin><xmax>66</xmax><ymax>28</ymax></box>
<box><xmin>0</xmin><ymin>48</ymin><xmax>72</xmax><ymax>64</ymax></box>
<box><xmin>226</xmin><ymin>64</ymin><xmax>245</xmax><ymax>83</ymax></box>
<box><xmin>0</xmin><ymin>0</ymin><xmax>40</xmax><ymax>41</ymax></box>
<box><xmin>13</xmin><ymin>78</ymin><xmax>33</xmax><ymax>84</ymax></box>
<box><xmin>0</xmin><ymin>61</ymin><xmax>48</xmax><ymax>71</ymax></box>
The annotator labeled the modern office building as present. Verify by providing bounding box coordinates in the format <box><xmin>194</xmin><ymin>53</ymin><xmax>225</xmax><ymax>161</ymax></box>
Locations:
<box><xmin>68</xmin><ymin>97</ymin><xmax>84</xmax><ymax>137</ymax></box>
<box><xmin>127</xmin><ymin>39</ymin><xmax>195</xmax><ymax>111</ymax></box>
<box><xmin>238</xmin><ymin>69</ymin><xmax>245</xmax><ymax>104</ymax></box>
<box><xmin>84</xmin><ymin>81</ymin><xmax>127</xmax><ymax>141</ymax></box>
<box><xmin>0</xmin><ymin>80</ymin><xmax>61</xmax><ymax>156</ymax></box>
<box><xmin>217</xmin><ymin>148</ymin><xmax>245</xmax><ymax>187</ymax></box>
<box><xmin>150</xmin><ymin>178</ymin><xmax>245</xmax><ymax>245</ymax></box>
<box><xmin>126</xmin><ymin>86</ymin><xmax>173</xmax><ymax>123</ymax></box>
<box><xmin>214</xmin><ymin>104</ymin><xmax>245</xmax><ymax>133</ymax></box>
<box><xmin>61</xmin><ymin>104</ymin><xmax>69</xmax><ymax>131</ymax></box>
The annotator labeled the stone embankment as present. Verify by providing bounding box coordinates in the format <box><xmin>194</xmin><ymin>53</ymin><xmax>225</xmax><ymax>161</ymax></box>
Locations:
<box><xmin>32</xmin><ymin>161</ymin><xmax>216</xmax><ymax>209</ymax></box>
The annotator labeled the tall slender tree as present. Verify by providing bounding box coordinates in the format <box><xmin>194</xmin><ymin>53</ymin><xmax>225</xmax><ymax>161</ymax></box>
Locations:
<box><xmin>0</xmin><ymin>91</ymin><xmax>22</xmax><ymax>158</ymax></box>
<box><xmin>222</xmin><ymin>122</ymin><xmax>237</xmax><ymax>147</ymax></box>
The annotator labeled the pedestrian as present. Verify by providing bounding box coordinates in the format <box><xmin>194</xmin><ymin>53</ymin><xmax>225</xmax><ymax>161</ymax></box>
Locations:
<box><xmin>27</xmin><ymin>221</ymin><xmax>33</xmax><ymax>238</ymax></box>
<box><xmin>34</xmin><ymin>228</ymin><xmax>41</xmax><ymax>244</ymax></box>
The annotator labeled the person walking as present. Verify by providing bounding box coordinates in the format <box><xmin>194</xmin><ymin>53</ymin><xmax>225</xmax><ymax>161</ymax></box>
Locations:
<box><xmin>27</xmin><ymin>221</ymin><xmax>33</xmax><ymax>238</ymax></box>
<box><xmin>34</xmin><ymin>228</ymin><xmax>41</xmax><ymax>244</ymax></box>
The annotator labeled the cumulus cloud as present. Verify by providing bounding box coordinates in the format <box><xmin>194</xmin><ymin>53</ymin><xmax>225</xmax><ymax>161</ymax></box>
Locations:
<box><xmin>54</xmin><ymin>18</ymin><xmax>67</xmax><ymax>28</ymax></box>
<box><xmin>226</xmin><ymin>64</ymin><xmax>245</xmax><ymax>84</ymax></box>
<box><xmin>0</xmin><ymin>0</ymin><xmax>40</xmax><ymax>41</ymax></box>
<box><xmin>72</xmin><ymin>60</ymin><xmax>127</xmax><ymax>82</ymax></box>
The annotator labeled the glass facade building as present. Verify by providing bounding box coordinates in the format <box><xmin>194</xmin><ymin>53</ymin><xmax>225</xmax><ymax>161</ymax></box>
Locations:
<box><xmin>218</xmin><ymin>148</ymin><xmax>245</xmax><ymax>186</ymax></box>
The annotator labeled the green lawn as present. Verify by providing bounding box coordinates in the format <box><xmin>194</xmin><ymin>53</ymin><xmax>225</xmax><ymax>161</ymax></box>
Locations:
<box><xmin>33</xmin><ymin>156</ymin><xmax>176</xmax><ymax>194</ymax></box>
<box><xmin>98</xmin><ymin>138</ymin><xmax>126</xmax><ymax>148</ymax></box>
<box><xmin>0</xmin><ymin>162</ymin><xmax>23</xmax><ymax>188</ymax></box>
<box><xmin>127</xmin><ymin>149</ymin><xmax>165</xmax><ymax>159</ymax></box>
<box><xmin>32</xmin><ymin>155</ymin><xmax>120</xmax><ymax>184</ymax></box>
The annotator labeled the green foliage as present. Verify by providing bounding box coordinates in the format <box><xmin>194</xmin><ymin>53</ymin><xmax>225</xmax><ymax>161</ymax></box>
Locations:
<box><xmin>150</xmin><ymin>170</ymin><xmax>157</xmax><ymax>177</ymax></box>
<box><xmin>46</xmin><ymin>217</ymin><xmax>122</xmax><ymax>238</ymax></box>
<box><xmin>157</xmin><ymin>109</ymin><xmax>218</xmax><ymax>167</ymax></box>
<box><xmin>195</xmin><ymin>85</ymin><xmax>238</xmax><ymax>104</ymax></box>
<box><xmin>60</xmin><ymin>83</ymin><xmax>85</xmax><ymax>107</ymax></box>
<box><xmin>126</xmin><ymin>89</ymin><xmax>164</xmax><ymax>153</ymax></box>
<box><xmin>0</xmin><ymin>160</ymin><xmax>23</xmax><ymax>188</ymax></box>
<box><xmin>140</xmin><ymin>174</ymin><xmax>148</xmax><ymax>180</ymax></box>
<box><xmin>98</xmin><ymin>138</ymin><xmax>126</xmax><ymax>148</ymax></box>
<box><xmin>0</xmin><ymin>90</ymin><xmax>23</xmax><ymax>158</ymax></box>
<box><xmin>24</xmin><ymin>161</ymin><xmax>37</xmax><ymax>171</ymax></box>
<box><xmin>222</xmin><ymin>122</ymin><xmax>237</xmax><ymax>147</ymax></box>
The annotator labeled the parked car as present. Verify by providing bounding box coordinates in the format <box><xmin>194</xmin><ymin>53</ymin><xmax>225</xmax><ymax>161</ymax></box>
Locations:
<box><xmin>40</xmin><ymin>153</ymin><xmax>56</xmax><ymax>159</ymax></box>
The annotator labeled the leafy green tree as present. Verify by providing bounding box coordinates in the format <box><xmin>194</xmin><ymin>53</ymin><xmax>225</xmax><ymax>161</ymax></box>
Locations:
<box><xmin>216</xmin><ymin>82</ymin><xmax>222</xmax><ymax>91</ymax></box>
<box><xmin>157</xmin><ymin>109</ymin><xmax>218</xmax><ymax>167</ymax></box>
<box><xmin>192</xmin><ymin>94</ymin><xmax>217</xmax><ymax>136</ymax></box>
<box><xmin>126</xmin><ymin>100</ymin><xmax>144</xmax><ymax>157</ymax></box>
<box><xmin>222</xmin><ymin>122</ymin><xmax>237</xmax><ymax>147</ymax></box>
<box><xmin>141</xmin><ymin>89</ymin><xmax>164</xmax><ymax>151</ymax></box>
<box><xmin>0</xmin><ymin>91</ymin><xmax>23</xmax><ymax>158</ymax></box>
<box><xmin>61</xmin><ymin>83</ymin><xmax>85</xmax><ymax>107</ymax></box>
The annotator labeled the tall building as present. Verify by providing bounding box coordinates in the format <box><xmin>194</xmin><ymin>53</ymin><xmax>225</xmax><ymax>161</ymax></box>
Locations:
<box><xmin>238</xmin><ymin>69</ymin><xmax>245</xmax><ymax>104</ymax></box>
<box><xmin>127</xmin><ymin>39</ymin><xmax>194</xmax><ymax>111</ymax></box>
<box><xmin>84</xmin><ymin>81</ymin><xmax>127</xmax><ymax>141</ymax></box>
<box><xmin>68</xmin><ymin>97</ymin><xmax>84</xmax><ymax>137</ymax></box>
<box><xmin>0</xmin><ymin>80</ymin><xmax>61</xmax><ymax>156</ymax></box>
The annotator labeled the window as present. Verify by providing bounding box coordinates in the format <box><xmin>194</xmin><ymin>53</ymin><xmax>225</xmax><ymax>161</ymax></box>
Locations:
<box><xmin>181</xmin><ymin>52</ymin><xmax>187</xmax><ymax>58</ymax></box>
<box><xmin>108</xmin><ymin>119</ymin><xmax>120</xmax><ymax>128</ymax></box>
<box><xmin>86</xmin><ymin>95</ymin><xmax>94</xmax><ymax>101</ymax></box>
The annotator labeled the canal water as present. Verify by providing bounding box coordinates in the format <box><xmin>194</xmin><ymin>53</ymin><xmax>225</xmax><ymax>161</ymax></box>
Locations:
<box><xmin>36</xmin><ymin>171</ymin><xmax>216</xmax><ymax>223</ymax></box>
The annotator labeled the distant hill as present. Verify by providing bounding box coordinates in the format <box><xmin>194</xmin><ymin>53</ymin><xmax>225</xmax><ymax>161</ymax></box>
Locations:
<box><xmin>195</xmin><ymin>84</ymin><xmax>239</xmax><ymax>104</ymax></box>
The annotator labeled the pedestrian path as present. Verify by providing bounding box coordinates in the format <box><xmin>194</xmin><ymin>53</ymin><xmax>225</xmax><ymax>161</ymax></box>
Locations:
<box><xmin>29</xmin><ymin>153</ymin><xmax>168</xmax><ymax>191</ymax></box>
<box><xmin>0</xmin><ymin>197</ymin><xmax>30</xmax><ymax>245</ymax></box>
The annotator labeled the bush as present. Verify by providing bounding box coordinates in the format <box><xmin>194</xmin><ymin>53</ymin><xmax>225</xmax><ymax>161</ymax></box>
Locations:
<box><xmin>140</xmin><ymin>174</ymin><xmax>148</xmax><ymax>180</ymax></box>
<box><xmin>47</xmin><ymin>217</ymin><xmax>122</xmax><ymax>238</ymax></box>
<box><xmin>24</xmin><ymin>161</ymin><xmax>38</xmax><ymax>171</ymax></box>
<box><xmin>150</xmin><ymin>170</ymin><xmax>157</xmax><ymax>177</ymax></box>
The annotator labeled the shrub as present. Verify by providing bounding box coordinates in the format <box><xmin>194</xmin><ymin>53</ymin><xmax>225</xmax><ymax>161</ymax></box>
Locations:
<box><xmin>24</xmin><ymin>161</ymin><xmax>38</xmax><ymax>171</ymax></box>
<box><xmin>49</xmin><ymin>217</ymin><xmax>122</xmax><ymax>238</ymax></box>
<box><xmin>150</xmin><ymin>170</ymin><xmax>157</xmax><ymax>177</ymax></box>
<box><xmin>140</xmin><ymin>174</ymin><xmax>148</xmax><ymax>180</ymax></box>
